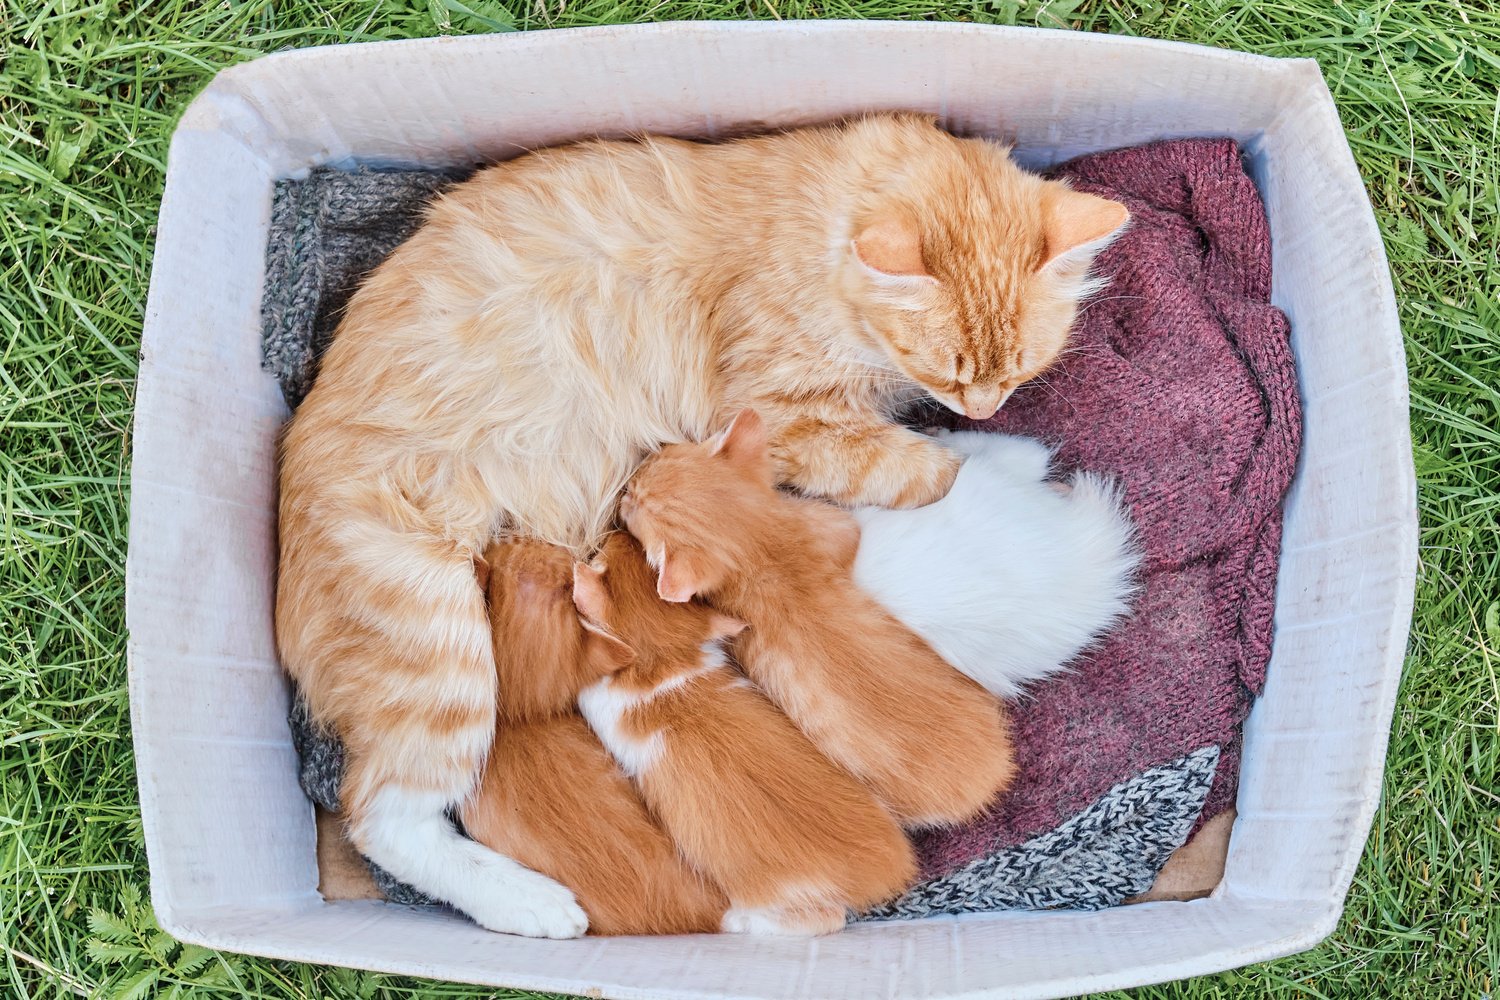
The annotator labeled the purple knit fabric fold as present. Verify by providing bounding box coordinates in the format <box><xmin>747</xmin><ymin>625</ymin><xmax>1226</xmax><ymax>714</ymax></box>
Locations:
<box><xmin>915</xmin><ymin>138</ymin><xmax>1302</xmax><ymax>878</ymax></box>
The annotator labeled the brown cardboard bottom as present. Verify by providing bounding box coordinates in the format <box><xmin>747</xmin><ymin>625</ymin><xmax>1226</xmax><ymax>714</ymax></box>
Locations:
<box><xmin>1127</xmin><ymin>809</ymin><xmax>1235</xmax><ymax>904</ymax></box>
<box><xmin>315</xmin><ymin>806</ymin><xmax>383</xmax><ymax>902</ymax></box>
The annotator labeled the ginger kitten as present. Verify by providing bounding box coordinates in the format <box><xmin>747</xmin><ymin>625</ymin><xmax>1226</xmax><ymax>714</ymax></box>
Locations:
<box><xmin>620</xmin><ymin>410</ymin><xmax>1017</xmax><ymax>828</ymax></box>
<box><xmin>459</xmin><ymin>538</ymin><xmax>728</xmax><ymax>936</ymax></box>
<box><xmin>276</xmin><ymin>113</ymin><xmax>1124</xmax><ymax>932</ymax></box>
<box><xmin>572</xmin><ymin>533</ymin><xmax>916</xmax><ymax>935</ymax></box>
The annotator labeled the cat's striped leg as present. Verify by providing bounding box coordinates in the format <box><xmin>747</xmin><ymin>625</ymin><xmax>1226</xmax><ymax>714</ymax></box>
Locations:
<box><xmin>771</xmin><ymin>418</ymin><xmax>962</xmax><ymax>509</ymax></box>
<box><xmin>304</xmin><ymin>534</ymin><xmax>587</xmax><ymax>938</ymax></box>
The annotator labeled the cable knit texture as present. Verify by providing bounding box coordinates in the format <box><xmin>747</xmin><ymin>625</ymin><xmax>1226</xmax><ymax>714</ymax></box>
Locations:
<box><xmin>261</xmin><ymin>166</ymin><xmax>462</xmax><ymax>407</ymax></box>
<box><xmin>862</xmin><ymin>746</ymin><xmax>1219</xmax><ymax>918</ymax></box>
<box><xmin>264</xmin><ymin>138</ymin><xmax>1301</xmax><ymax>911</ymax></box>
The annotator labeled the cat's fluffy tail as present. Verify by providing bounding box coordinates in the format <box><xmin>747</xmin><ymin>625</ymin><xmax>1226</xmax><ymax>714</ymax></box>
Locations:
<box><xmin>276</xmin><ymin>455</ymin><xmax>588</xmax><ymax>937</ymax></box>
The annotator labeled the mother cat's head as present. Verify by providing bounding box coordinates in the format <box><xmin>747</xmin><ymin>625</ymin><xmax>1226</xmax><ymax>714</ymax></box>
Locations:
<box><xmin>839</xmin><ymin>115</ymin><xmax>1130</xmax><ymax>421</ymax></box>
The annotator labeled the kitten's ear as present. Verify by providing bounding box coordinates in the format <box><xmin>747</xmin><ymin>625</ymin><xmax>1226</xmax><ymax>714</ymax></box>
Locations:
<box><xmin>472</xmin><ymin>552</ymin><xmax>492</xmax><ymax>595</ymax></box>
<box><xmin>1041</xmin><ymin>187</ymin><xmax>1130</xmax><ymax>268</ymax></box>
<box><xmin>583</xmin><ymin>624</ymin><xmax>635</xmax><ymax>675</ymax></box>
<box><xmin>573</xmin><ymin>562</ymin><xmax>634</xmax><ymax>674</ymax></box>
<box><xmin>710</xmin><ymin>408</ymin><xmax>769</xmax><ymax>467</ymax></box>
<box><xmin>654</xmin><ymin>544</ymin><xmax>704</xmax><ymax>603</ymax></box>
<box><xmin>853</xmin><ymin>213</ymin><xmax>940</xmax><ymax>294</ymax></box>
<box><xmin>571</xmin><ymin>562</ymin><xmax>612</xmax><ymax>626</ymax></box>
<box><xmin>707</xmin><ymin>612</ymin><xmax>748</xmax><ymax>641</ymax></box>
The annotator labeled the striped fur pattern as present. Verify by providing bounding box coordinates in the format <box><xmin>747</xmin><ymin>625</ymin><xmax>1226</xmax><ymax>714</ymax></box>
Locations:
<box><xmin>274</xmin><ymin>113</ymin><xmax>1125</xmax><ymax>934</ymax></box>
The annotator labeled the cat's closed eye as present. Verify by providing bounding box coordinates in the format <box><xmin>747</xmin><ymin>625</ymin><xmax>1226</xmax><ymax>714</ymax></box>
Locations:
<box><xmin>954</xmin><ymin>354</ymin><xmax>974</xmax><ymax>386</ymax></box>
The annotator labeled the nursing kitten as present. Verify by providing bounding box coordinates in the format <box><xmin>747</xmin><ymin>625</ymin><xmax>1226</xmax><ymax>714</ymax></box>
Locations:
<box><xmin>459</xmin><ymin>538</ymin><xmax>728</xmax><ymax>936</ymax></box>
<box><xmin>620</xmin><ymin>410</ymin><xmax>1016</xmax><ymax>827</ymax></box>
<box><xmin>572</xmin><ymin>533</ymin><xmax>916</xmax><ymax>935</ymax></box>
<box><xmin>276</xmin><ymin>113</ymin><xmax>1126</xmax><ymax>932</ymax></box>
<box><xmin>853</xmin><ymin>430</ymin><xmax>1140</xmax><ymax>699</ymax></box>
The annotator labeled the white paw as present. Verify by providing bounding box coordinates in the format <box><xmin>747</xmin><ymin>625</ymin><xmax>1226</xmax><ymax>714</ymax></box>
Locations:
<box><xmin>465</xmin><ymin>865</ymin><xmax>588</xmax><ymax>939</ymax></box>
<box><xmin>719</xmin><ymin>906</ymin><xmax>756</xmax><ymax>934</ymax></box>
<box><xmin>720</xmin><ymin>904</ymin><xmax>843</xmax><ymax>937</ymax></box>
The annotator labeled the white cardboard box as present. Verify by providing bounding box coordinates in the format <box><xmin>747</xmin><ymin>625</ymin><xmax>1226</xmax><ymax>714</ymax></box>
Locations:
<box><xmin>127</xmin><ymin>21</ymin><xmax>1417</xmax><ymax>999</ymax></box>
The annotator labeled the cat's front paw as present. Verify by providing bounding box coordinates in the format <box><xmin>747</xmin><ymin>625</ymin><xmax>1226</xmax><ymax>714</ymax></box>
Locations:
<box><xmin>876</xmin><ymin>435</ymin><xmax>962</xmax><ymax>509</ymax></box>
<box><xmin>464</xmin><ymin>865</ymin><xmax>589</xmax><ymax>938</ymax></box>
<box><xmin>772</xmin><ymin>420</ymin><xmax>961</xmax><ymax>509</ymax></box>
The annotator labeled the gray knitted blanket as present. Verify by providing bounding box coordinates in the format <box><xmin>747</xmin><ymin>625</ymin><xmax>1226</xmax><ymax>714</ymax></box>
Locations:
<box><xmin>262</xmin><ymin>166</ymin><xmax>466</xmax><ymax>408</ymax></box>
<box><xmin>263</xmin><ymin>166</ymin><xmax>1207</xmax><ymax>917</ymax></box>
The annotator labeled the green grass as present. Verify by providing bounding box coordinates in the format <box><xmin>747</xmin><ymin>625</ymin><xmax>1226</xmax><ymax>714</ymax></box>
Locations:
<box><xmin>2</xmin><ymin>0</ymin><xmax>1496</xmax><ymax>997</ymax></box>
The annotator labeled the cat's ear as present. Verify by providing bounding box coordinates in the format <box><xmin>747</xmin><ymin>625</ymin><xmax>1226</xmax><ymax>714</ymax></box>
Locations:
<box><xmin>1041</xmin><ymin>187</ymin><xmax>1130</xmax><ymax>269</ymax></box>
<box><xmin>853</xmin><ymin>213</ymin><xmax>940</xmax><ymax>296</ymax></box>
<box><xmin>707</xmin><ymin>612</ymin><xmax>748</xmax><ymax>641</ymax></box>
<box><xmin>572</xmin><ymin>562</ymin><xmax>634</xmax><ymax>674</ymax></box>
<box><xmin>583</xmin><ymin>624</ymin><xmax>635</xmax><ymax>675</ymax></box>
<box><xmin>648</xmin><ymin>542</ymin><xmax>705</xmax><ymax>605</ymax></box>
<box><xmin>471</xmin><ymin>551</ymin><xmax>492</xmax><ymax>594</ymax></box>
<box><xmin>653</xmin><ymin>543</ymin><xmax>704</xmax><ymax>603</ymax></box>
<box><xmin>711</xmin><ymin>408</ymin><xmax>769</xmax><ymax>467</ymax></box>
<box><xmin>571</xmin><ymin>561</ymin><xmax>612</xmax><ymax>626</ymax></box>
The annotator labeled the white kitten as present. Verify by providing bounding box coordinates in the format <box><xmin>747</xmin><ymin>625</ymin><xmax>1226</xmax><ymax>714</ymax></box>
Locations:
<box><xmin>852</xmin><ymin>430</ymin><xmax>1139</xmax><ymax>699</ymax></box>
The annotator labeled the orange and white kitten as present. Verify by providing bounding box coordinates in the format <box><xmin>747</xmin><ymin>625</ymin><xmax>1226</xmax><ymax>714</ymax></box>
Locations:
<box><xmin>276</xmin><ymin>113</ymin><xmax>1125</xmax><ymax>933</ymax></box>
<box><xmin>621</xmin><ymin>409</ymin><xmax>1017</xmax><ymax>828</ymax></box>
<box><xmin>572</xmin><ymin>533</ymin><xmax>916</xmax><ymax>935</ymax></box>
<box><xmin>459</xmin><ymin>538</ymin><xmax>728</xmax><ymax>936</ymax></box>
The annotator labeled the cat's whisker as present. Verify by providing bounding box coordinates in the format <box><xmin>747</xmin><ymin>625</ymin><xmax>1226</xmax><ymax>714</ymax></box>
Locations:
<box><xmin>1037</xmin><ymin>366</ymin><xmax>1089</xmax><ymax>386</ymax></box>
<box><xmin>844</xmin><ymin>374</ymin><xmax>916</xmax><ymax>387</ymax></box>
<box><xmin>1077</xmin><ymin>294</ymin><xmax>1145</xmax><ymax>316</ymax></box>
<box><xmin>1020</xmin><ymin>375</ymin><xmax>1079</xmax><ymax>414</ymax></box>
<box><xmin>1054</xmin><ymin>343</ymin><xmax>1112</xmax><ymax>359</ymax></box>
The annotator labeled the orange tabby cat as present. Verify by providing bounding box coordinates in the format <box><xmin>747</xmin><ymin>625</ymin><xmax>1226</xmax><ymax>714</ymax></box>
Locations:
<box><xmin>459</xmin><ymin>538</ymin><xmax>728</xmax><ymax>936</ymax></box>
<box><xmin>276</xmin><ymin>113</ymin><xmax>1125</xmax><ymax>933</ymax></box>
<box><xmin>572</xmin><ymin>533</ymin><xmax>916</xmax><ymax>935</ymax></box>
<box><xmin>621</xmin><ymin>409</ymin><xmax>1017</xmax><ymax>828</ymax></box>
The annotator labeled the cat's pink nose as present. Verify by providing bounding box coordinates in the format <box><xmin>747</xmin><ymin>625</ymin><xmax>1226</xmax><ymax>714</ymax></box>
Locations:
<box><xmin>963</xmin><ymin>388</ymin><xmax>1012</xmax><ymax>420</ymax></box>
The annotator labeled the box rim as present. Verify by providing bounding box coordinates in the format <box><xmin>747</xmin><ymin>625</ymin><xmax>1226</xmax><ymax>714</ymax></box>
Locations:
<box><xmin>150</xmin><ymin>894</ymin><xmax>1343</xmax><ymax>1000</ymax></box>
<box><xmin>176</xmin><ymin>20</ymin><xmax>1322</xmax><ymax>144</ymax></box>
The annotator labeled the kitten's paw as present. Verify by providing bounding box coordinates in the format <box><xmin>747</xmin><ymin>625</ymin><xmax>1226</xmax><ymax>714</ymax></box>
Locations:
<box><xmin>721</xmin><ymin>903</ymin><xmax>846</xmax><ymax>936</ymax></box>
<box><xmin>464</xmin><ymin>866</ymin><xmax>588</xmax><ymax>938</ymax></box>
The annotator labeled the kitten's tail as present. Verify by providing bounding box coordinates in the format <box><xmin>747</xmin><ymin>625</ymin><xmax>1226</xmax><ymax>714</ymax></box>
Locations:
<box><xmin>276</xmin><ymin>507</ymin><xmax>587</xmax><ymax>937</ymax></box>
